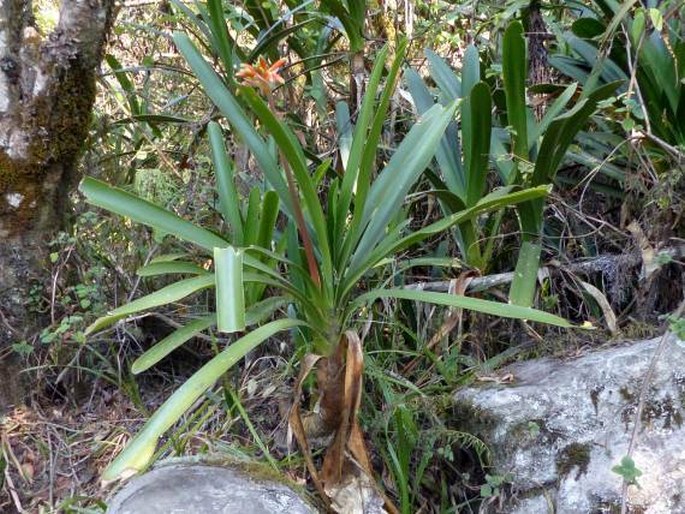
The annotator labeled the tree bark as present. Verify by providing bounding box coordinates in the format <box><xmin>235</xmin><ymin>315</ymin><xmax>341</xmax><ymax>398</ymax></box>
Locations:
<box><xmin>526</xmin><ymin>0</ymin><xmax>553</xmax><ymax>121</ymax></box>
<box><xmin>0</xmin><ymin>0</ymin><xmax>115</xmax><ymax>409</ymax></box>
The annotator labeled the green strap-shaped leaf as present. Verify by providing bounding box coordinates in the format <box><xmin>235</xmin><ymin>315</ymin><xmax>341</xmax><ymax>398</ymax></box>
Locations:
<box><xmin>426</xmin><ymin>48</ymin><xmax>461</xmax><ymax>99</ymax></box>
<box><xmin>461</xmin><ymin>44</ymin><xmax>481</xmax><ymax>174</ymax></box>
<box><xmin>214</xmin><ymin>246</ymin><xmax>245</xmax><ymax>333</ymax></box>
<box><xmin>509</xmin><ymin>240</ymin><xmax>543</xmax><ymax>307</ymax></box>
<box><xmin>502</xmin><ymin>21</ymin><xmax>529</xmax><ymax>169</ymax></box>
<box><xmin>105</xmin><ymin>54</ymin><xmax>141</xmax><ymax>116</ymax></box>
<box><xmin>148</xmin><ymin>253</ymin><xmax>189</xmax><ymax>263</ymax></box>
<box><xmin>256</xmin><ymin>190</ymin><xmax>279</xmax><ymax>251</ymax></box>
<box><xmin>131</xmin><ymin>315</ymin><xmax>216</xmax><ymax>374</ymax></box>
<box><xmin>335</xmin><ymin>101</ymin><xmax>353</xmax><ymax>172</ymax></box>
<box><xmin>111</xmin><ymin>114</ymin><xmax>193</xmax><ymax>125</ymax></box>
<box><xmin>243</xmin><ymin>187</ymin><xmax>261</xmax><ymax>247</ymax></box>
<box><xmin>86</xmin><ymin>274</ymin><xmax>215</xmax><ymax>335</ymax></box>
<box><xmin>351</xmin><ymin>289</ymin><xmax>573</xmax><ymax>328</ymax></box>
<box><xmin>405</xmin><ymin>67</ymin><xmax>464</xmax><ymax>198</ymax></box>
<box><xmin>101</xmin><ymin>318</ymin><xmax>306</xmax><ymax>482</ymax></box>
<box><xmin>530</xmin><ymin>83</ymin><xmax>578</xmax><ymax>146</ymax></box>
<box><xmin>465</xmin><ymin>82</ymin><xmax>492</xmax><ymax>207</ymax></box>
<box><xmin>79</xmin><ymin>177</ymin><xmax>227</xmax><ymax>252</ymax></box>
<box><xmin>137</xmin><ymin>261</ymin><xmax>208</xmax><ymax>277</ymax></box>
<box><xmin>208</xmin><ymin>122</ymin><xmax>244</xmax><ymax>244</ymax></box>
<box><xmin>490</xmin><ymin>128</ymin><xmax>516</xmax><ymax>185</ymax></box>
<box><xmin>206</xmin><ymin>0</ymin><xmax>235</xmax><ymax>83</ymax></box>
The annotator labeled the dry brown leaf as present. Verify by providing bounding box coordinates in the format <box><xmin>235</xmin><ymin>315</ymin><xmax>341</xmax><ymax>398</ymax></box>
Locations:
<box><xmin>627</xmin><ymin>220</ymin><xmax>659</xmax><ymax>280</ymax></box>
<box><xmin>289</xmin><ymin>333</ymin><xmax>399</xmax><ymax>514</ymax></box>
<box><xmin>579</xmin><ymin>280</ymin><xmax>618</xmax><ymax>335</ymax></box>
<box><xmin>287</xmin><ymin>353</ymin><xmax>329</xmax><ymax>507</ymax></box>
<box><xmin>322</xmin><ymin>331</ymin><xmax>362</xmax><ymax>486</ymax></box>
<box><xmin>327</xmin><ymin>470</ymin><xmax>387</xmax><ymax>514</ymax></box>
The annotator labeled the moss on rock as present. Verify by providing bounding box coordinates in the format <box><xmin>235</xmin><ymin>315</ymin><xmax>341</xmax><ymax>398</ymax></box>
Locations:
<box><xmin>555</xmin><ymin>442</ymin><xmax>591</xmax><ymax>480</ymax></box>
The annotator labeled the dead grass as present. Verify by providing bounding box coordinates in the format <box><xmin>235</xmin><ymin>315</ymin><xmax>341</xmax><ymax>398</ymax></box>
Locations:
<box><xmin>1</xmin><ymin>387</ymin><xmax>145</xmax><ymax>513</ymax></box>
<box><xmin>0</xmin><ymin>343</ymin><xmax>301</xmax><ymax>513</ymax></box>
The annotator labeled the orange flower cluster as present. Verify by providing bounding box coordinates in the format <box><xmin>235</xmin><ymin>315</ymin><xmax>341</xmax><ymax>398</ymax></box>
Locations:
<box><xmin>236</xmin><ymin>56</ymin><xmax>287</xmax><ymax>96</ymax></box>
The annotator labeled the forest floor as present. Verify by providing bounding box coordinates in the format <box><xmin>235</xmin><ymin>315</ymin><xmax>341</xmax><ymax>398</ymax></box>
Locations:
<box><xmin>1</xmin><ymin>346</ymin><xmax>297</xmax><ymax>513</ymax></box>
<box><xmin>1</xmin><ymin>383</ymin><xmax>146</xmax><ymax>512</ymax></box>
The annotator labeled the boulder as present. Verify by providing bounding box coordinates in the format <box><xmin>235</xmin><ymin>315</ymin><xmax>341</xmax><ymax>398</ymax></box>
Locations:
<box><xmin>107</xmin><ymin>461</ymin><xmax>317</xmax><ymax>513</ymax></box>
<box><xmin>453</xmin><ymin>334</ymin><xmax>685</xmax><ymax>513</ymax></box>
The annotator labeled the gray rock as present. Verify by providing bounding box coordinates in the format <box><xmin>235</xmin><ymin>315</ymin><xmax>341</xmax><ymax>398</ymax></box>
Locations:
<box><xmin>454</xmin><ymin>335</ymin><xmax>685</xmax><ymax>513</ymax></box>
<box><xmin>107</xmin><ymin>462</ymin><xmax>317</xmax><ymax>514</ymax></box>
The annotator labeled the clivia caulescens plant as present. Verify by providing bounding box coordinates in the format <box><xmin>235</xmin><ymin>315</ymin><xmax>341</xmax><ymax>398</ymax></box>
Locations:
<box><xmin>80</xmin><ymin>32</ymin><xmax>572</xmax><ymax>500</ymax></box>
<box><xmin>408</xmin><ymin>20</ymin><xmax>619</xmax><ymax>307</ymax></box>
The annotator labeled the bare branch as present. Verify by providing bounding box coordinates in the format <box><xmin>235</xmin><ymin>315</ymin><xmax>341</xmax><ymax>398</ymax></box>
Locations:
<box><xmin>404</xmin><ymin>246</ymin><xmax>685</xmax><ymax>294</ymax></box>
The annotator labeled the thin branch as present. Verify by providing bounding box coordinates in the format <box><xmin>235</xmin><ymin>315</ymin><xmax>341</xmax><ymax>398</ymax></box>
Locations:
<box><xmin>403</xmin><ymin>246</ymin><xmax>685</xmax><ymax>294</ymax></box>
<box><xmin>620</xmin><ymin>298</ymin><xmax>685</xmax><ymax>514</ymax></box>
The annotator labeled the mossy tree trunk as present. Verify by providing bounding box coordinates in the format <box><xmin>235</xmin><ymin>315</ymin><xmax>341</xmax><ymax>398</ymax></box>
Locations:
<box><xmin>0</xmin><ymin>0</ymin><xmax>115</xmax><ymax>409</ymax></box>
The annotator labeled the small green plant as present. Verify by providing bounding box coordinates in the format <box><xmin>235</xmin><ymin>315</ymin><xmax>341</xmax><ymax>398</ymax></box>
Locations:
<box><xmin>384</xmin><ymin>402</ymin><xmax>419</xmax><ymax>514</ymax></box>
<box><xmin>39</xmin><ymin>316</ymin><xmax>85</xmax><ymax>346</ymax></box>
<box><xmin>11</xmin><ymin>341</ymin><xmax>34</xmax><ymax>357</ymax></box>
<box><xmin>527</xmin><ymin>420</ymin><xmax>541</xmax><ymax>437</ymax></box>
<box><xmin>480</xmin><ymin>472</ymin><xmax>513</xmax><ymax>498</ymax></box>
<box><xmin>668</xmin><ymin>315</ymin><xmax>685</xmax><ymax>340</ymax></box>
<box><xmin>612</xmin><ymin>455</ymin><xmax>643</xmax><ymax>487</ymax></box>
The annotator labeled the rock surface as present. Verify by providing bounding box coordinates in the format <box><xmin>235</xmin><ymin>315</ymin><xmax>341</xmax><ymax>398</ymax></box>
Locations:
<box><xmin>107</xmin><ymin>462</ymin><xmax>316</xmax><ymax>514</ymax></box>
<box><xmin>454</xmin><ymin>334</ymin><xmax>685</xmax><ymax>513</ymax></box>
